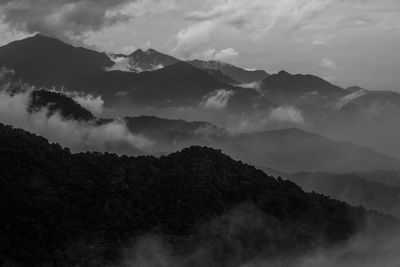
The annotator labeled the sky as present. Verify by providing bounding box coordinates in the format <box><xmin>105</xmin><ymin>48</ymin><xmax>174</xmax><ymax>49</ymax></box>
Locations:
<box><xmin>0</xmin><ymin>0</ymin><xmax>400</xmax><ymax>91</ymax></box>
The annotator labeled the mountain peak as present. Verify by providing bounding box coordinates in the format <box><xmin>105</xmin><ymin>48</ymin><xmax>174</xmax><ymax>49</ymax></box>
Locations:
<box><xmin>131</xmin><ymin>48</ymin><xmax>165</xmax><ymax>56</ymax></box>
<box><xmin>277</xmin><ymin>70</ymin><xmax>291</xmax><ymax>76</ymax></box>
<box><xmin>126</xmin><ymin>48</ymin><xmax>180</xmax><ymax>72</ymax></box>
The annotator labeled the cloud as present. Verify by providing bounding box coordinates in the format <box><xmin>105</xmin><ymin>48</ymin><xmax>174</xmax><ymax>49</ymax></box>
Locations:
<box><xmin>70</xmin><ymin>93</ymin><xmax>105</xmax><ymax>115</ymax></box>
<box><xmin>190</xmin><ymin>48</ymin><xmax>239</xmax><ymax>63</ymax></box>
<box><xmin>0</xmin><ymin>0</ymin><xmax>177</xmax><ymax>43</ymax></box>
<box><xmin>320</xmin><ymin>57</ymin><xmax>338</xmax><ymax>71</ymax></box>
<box><xmin>120</xmin><ymin>205</ymin><xmax>400</xmax><ymax>267</ymax></box>
<box><xmin>238</xmin><ymin>81</ymin><xmax>263</xmax><ymax>92</ymax></box>
<box><xmin>214</xmin><ymin>48</ymin><xmax>239</xmax><ymax>62</ymax></box>
<box><xmin>270</xmin><ymin>106</ymin><xmax>305</xmax><ymax>124</ymax></box>
<box><xmin>227</xmin><ymin>106</ymin><xmax>306</xmax><ymax>134</ymax></box>
<box><xmin>120</xmin><ymin>45</ymin><xmax>137</xmax><ymax>54</ymax></box>
<box><xmin>175</xmin><ymin>21</ymin><xmax>217</xmax><ymax>56</ymax></box>
<box><xmin>174</xmin><ymin>0</ymin><xmax>400</xmax><ymax>66</ymax></box>
<box><xmin>335</xmin><ymin>89</ymin><xmax>367</xmax><ymax>109</ymax></box>
<box><xmin>311</xmin><ymin>39</ymin><xmax>328</xmax><ymax>47</ymax></box>
<box><xmin>46</xmin><ymin>88</ymin><xmax>105</xmax><ymax>115</ymax></box>
<box><xmin>175</xmin><ymin>0</ymin><xmax>331</xmax><ymax>56</ymax></box>
<box><xmin>201</xmin><ymin>89</ymin><xmax>234</xmax><ymax>109</ymax></box>
<box><xmin>0</xmin><ymin>78</ymin><xmax>152</xmax><ymax>154</ymax></box>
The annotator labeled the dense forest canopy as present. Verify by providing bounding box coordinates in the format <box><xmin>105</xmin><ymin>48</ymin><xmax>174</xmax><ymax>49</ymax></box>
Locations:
<box><xmin>0</xmin><ymin>123</ymin><xmax>369</xmax><ymax>266</ymax></box>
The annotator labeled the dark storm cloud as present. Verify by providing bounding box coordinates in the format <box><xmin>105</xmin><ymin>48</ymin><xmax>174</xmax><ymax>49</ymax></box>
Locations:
<box><xmin>0</xmin><ymin>0</ymin><xmax>136</xmax><ymax>41</ymax></box>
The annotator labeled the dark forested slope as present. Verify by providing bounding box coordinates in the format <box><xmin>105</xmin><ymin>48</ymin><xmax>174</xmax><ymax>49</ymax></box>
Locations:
<box><xmin>0</xmin><ymin>123</ymin><xmax>367</xmax><ymax>266</ymax></box>
<box><xmin>29</xmin><ymin>89</ymin><xmax>95</xmax><ymax>121</ymax></box>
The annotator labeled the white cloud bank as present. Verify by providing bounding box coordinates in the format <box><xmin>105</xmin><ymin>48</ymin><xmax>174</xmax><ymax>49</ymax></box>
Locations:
<box><xmin>201</xmin><ymin>89</ymin><xmax>234</xmax><ymax>109</ymax></box>
<box><xmin>190</xmin><ymin>48</ymin><xmax>239</xmax><ymax>63</ymax></box>
<box><xmin>227</xmin><ymin>105</ymin><xmax>307</xmax><ymax>134</ymax></box>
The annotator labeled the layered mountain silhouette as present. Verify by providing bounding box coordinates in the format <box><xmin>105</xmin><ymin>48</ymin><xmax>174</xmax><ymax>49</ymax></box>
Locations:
<box><xmin>2</xmin><ymin>34</ymin><xmax>400</xmax><ymax>159</ymax></box>
<box><xmin>0</xmin><ymin>122</ymin><xmax>369</xmax><ymax>266</ymax></box>
<box><xmin>0</xmin><ymin>35</ymin><xmax>275</xmax><ymax>110</ymax></box>
<box><xmin>1</xmin><ymin>33</ymin><xmax>400</xmax><ymax>267</ymax></box>
<box><xmin>17</xmin><ymin>87</ymin><xmax>400</xmax><ymax>173</ymax></box>
<box><xmin>288</xmin><ymin>172</ymin><xmax>400</xmax><ymax>218</ymax></box>
<box><xmin>224</xmin><ymin>128</ymin><xmax>400</xmax><ymax>173</ymax></box>
<box><xmin>2</xmin><ymin>34</ymin><xmax>395</xmax><ymax>113</ymax></box>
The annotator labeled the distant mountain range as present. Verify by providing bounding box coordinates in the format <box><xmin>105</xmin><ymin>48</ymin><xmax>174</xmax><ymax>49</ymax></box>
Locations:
<box><xmin>19</xmin><ymin>88</ymin><xmax>400</xmax><ymax>173</ymax></box>
<box><xmin>2</xmin><ymin>34</ymin><xmax>399</xmax><ymax>115</ymax></box>
<box><xmin>2</xmin><ymin>34</ymin><xmax>400</xmax><ymax>159</ymax></box>
<box><xmin>287</xmin><ymin>171</ymin><xmax>400</xmax><ymax>218</ymax></box>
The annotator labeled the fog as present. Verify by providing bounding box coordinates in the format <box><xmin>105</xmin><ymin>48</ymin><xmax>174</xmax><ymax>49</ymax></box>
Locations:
<box><xmin>119</xmin><ymin>205</ymin><xmax>400</xmax><ymax>267</ymax></box>
<box><xmin>0</xmin><ymin>80</ymin><xmax>152</xmax><ymax>155</ymax></box>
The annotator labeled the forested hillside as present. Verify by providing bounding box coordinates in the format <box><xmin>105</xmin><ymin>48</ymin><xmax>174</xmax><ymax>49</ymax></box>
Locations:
<box><xmin>0</xmin><ymin>123</ymin><xmax>367</xmax><ymax>266</ymax></box>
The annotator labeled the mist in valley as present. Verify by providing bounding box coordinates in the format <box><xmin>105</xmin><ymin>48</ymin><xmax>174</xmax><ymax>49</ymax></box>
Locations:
<box><xmin>1</xmin><ymin>1</ymin><xmax>400</xmax><ymax>266</ymax></box>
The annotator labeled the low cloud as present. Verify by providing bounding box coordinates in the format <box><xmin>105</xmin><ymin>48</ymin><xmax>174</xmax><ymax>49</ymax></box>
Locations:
<box><xmin>119</xmin><ymin>205</ymin><xmax>400</xmax><ymax>267</ymax></box>
<box><xmin>190</xmin><ymin>48</ymin><xmax>239</xmax><ymax>63</ymax></box>
<box><xmin>227</xmin><ymin>106</ymin><xmax>306</xmax><ymax>134</ymax></box>
<box><xmin>201</xmin><ymin>89</ymin><xmax>234</xmax><ymax>109</ymax></box>
<box><xmin>239</xmin><ymin>81</ymin><xmax>263</xmax><ymax>92</ymax></box>
<box><xmin>335</xmin><ymin>89</ymin><xmax>366</xmax><ymax>109</ymax></box>
<box><xmin>73</xmin><ymin>94</ymin><xmax>105</xmax><ymax>115</ymax></box>
<box><xmin>0</xmin><ymin>78</ymin><xmax>152</xmax><ymax>154</ymax></box>
<box><xmin>320</xmin><ymin>57</ymin><xmax>338</xmax><ymax>71</ymax></box>
<box><xmin>59</xmin><ymin>90</ymin><xmax>105</xmax><ymax>115</ymax></box>
<box><xmin>270</xmin><ymin>106</ymin><xmax>305</xmax><ymax>125</ymax></box>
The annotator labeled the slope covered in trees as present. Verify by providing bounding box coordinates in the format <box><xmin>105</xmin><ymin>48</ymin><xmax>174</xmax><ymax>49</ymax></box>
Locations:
<box><xmin>29</xmin><ymin>90</ymin><xmax>95</xmax><ymax>121</ymax></box>
<box><xmin>0</xmin><ymin>123</ymin><xmax>370</xmax><ymax>266</ymax></box>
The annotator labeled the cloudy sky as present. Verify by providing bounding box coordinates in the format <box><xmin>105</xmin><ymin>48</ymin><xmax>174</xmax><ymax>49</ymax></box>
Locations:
<box><xmin>1</xmin><ymin>0</ymin><xmax>400</xmax><ymax>91</ymax></box>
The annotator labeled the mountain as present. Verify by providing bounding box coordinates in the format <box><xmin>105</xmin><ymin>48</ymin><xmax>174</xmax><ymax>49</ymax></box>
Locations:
<box><xmin>103</xmin><ymin>61</ymin><xmax>237</xmax><ymax>107</ymax></box>
<box><xmin>0</xmin><ymin>34</ymin><xmax>113</xmax><ymax>88</ymax></box>
<box><xmin>102</xmin><ymin>61</ymin><xmax>273</xmax><ymax>111</ymax></box>
<box><xmin>127</xmin><ymin>48</ymin><xmax>180</xmax><ymax>72</ymax></box>
<box><xmin>187</xmin><ymin>59</ymin><xmax>269</xmax><ymax>84</ymax></box>
<box><xmin>107</xmin><ymin>48</ymin><xmax>180</xmax><ymax>72</ymax></box>
<box><xmin>0</xmin><ymin>35</ymin><xmax>242</xmax><ymax>109</ymax></box>
<box><xmin>0</xmin><ymin>35</ymin><xmax>263</xmax><ymax>110</ymax></box>
<box><xmin>224</xmin><ymin>128</ymin><xmax>400</xmax><ymax>173</ymax></box>
<box><xmin>28</xmin><ymin>89</ymin><xmax>95</xmax><ymax>121</ymax></box>
<box><xmin>1</xmin><ymin>70</ymin><xmax>395</xmax><ymax>173</ymax></box>
<box><xmin>289</xmin><ymin>172</ymin><xmax>400</xmax><ymax>218</ymax></box>
<box><xmin>261</xmin><ymin>70</ymin><xmax>347</xmax><ymax>106</ymax></box>
<box><xmin>0</xmin><ymin>123</ymin><xmax>368</xmax><ymax>266</ymax></box>
<box><xmin>125</xmin><ymin>115</ymin><xmax>227</xmax><ymax>140</ymax></box>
